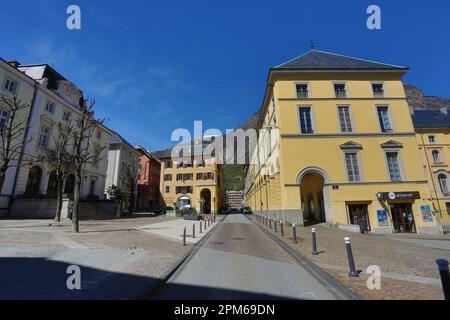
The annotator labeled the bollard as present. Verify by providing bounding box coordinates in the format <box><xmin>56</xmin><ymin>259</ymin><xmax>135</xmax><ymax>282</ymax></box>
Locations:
<box><xmin>269</xmin><ymin>217</ymin><xmax>272</xmax><ymax>229</ymax></box>
<box><xmin>208</xmin><ymin>217</ymin><xmax>210</xmax><ymax>227</ymax></box>
<box><xmin>204</xmin><ymin>218</ymin><xmax>207</xmax><ymax>230</ymax></box>
<box><xmin>274</xmin><ymin>219</ymin><xmax>277</xmax><ymax>232</ymax></box>
<box><xmin>345</xmin><ymin>237</ymin><xmax>359</xmax><ymax>277</ymax></box>
<box><xmin>199</xmin><ymin>220</ymin><xmax>203</xmax><ymax>233</ymax></box>
<box><xmin>192</xmin><ymin>223</ymin><xmax>196</xmax><ymax>239</ymax></box>
<box><xmin>265</xmin><ymin>216</ymin><xmax>268</xmax><ymax>227</ymax></box>
<box><xmin>312</xmin><ymin>228</ymin><xmax>318</xmax><ymax>255</ymax></box>
<box><xmin>292</xmin><ymin>223</ymin><xmax>298</xmax><ymax>244</ymax></box>
<box><xmin>183</xmin><ymin>226</ymin><xmax>187</xmax><ymax>246</ymax></box>
<box><xmin>436</xmin><ymin>259</ymin><xmax>450</xmax><ymax>300</ymax></box>
<box><xmin>280</xmin><ymin>220</ymin><xmax>284</xmax><ymax>237</ymax></box>
<box><xmin>214</xmin><ymin>214</ymin><xmax>216</xmax><ymax>223</ymax></box>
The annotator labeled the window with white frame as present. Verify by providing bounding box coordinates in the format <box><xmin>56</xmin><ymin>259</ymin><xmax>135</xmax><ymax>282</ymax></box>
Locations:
<box><xmin>295</xmin><ymin>83</ymin><xmax>309</xmax><ymax>99</ymax></box>
<box><xmin>432</xmin><ymin>150</ymin><xmax>441</xmax><ymax>163</ymax></box>
<box><xmin>438</xmin><ymin>174</ymin><xmax>449</xmax><ymax>195</ymax></box>
<box><xmin>45</xmin><ymin>102</ymin><xmax>55</xmax><ymax>114</ymax></box>
<box><xmin>344</xmin><ymin>152</ymin><xmax>361</xmax><ymax>182</ymax></box>
<box><xmin>62</xmin><ymin>111</ymin><xmax>71</xmax><ymax>122</ymax></box>
<box><xmin>334</xmin><ymin>83</ymin><xmax>347</xmax><ymax>98</ymax></box>
<box><xmin>377</xmin><ymin>106</ymin><xmax>393</xmax><ymax>133</ymax></box>
<box><xmin>386</xmin><ymin>151</ymin><xmax>402</xmax><ymax>181</ymax></box>
<box><xmin>338</xmin><ymin>106</ymin><xmax>353</xmax><ymax>132</ymax></box>
<box><xmin>38</xmin><ymin>125</ymin><xmax>51</xmax><ymax>147</ymax></box>
<box><xmin>298</xmin><ymin>106</ymin><xmax>313</xmax><ymax>134</ymax></box>
<box><xmin>0</xmin><ymin>109</ymin><xmax>9</xmax><ymax>133</ymax></box>
<box><xmin>3</xmin><ymin>78</ymin><xmax>17</xmax><ymax>93</ymax></box>
<box><xmin>372</xmin><ymin>83</ymin><xmax>385</xmax><ymax>98</ymax></box>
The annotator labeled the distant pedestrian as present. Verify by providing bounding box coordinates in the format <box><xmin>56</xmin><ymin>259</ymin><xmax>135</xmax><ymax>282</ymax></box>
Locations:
<box><xmin>359</xmin><ymin>215</ymin><xmax>368</xmax><ymax>234</ymax></box>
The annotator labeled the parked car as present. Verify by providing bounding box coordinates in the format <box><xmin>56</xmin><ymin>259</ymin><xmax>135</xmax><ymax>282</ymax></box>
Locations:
<box><xmin>241</xmin><ymin>207</ymin><xmax>252</xmax><ymax>214</ymax></box>
<box><xmin>220</xmin><ymin>205</ymin><xmax>231</xmax><ymax>214</ymax></box>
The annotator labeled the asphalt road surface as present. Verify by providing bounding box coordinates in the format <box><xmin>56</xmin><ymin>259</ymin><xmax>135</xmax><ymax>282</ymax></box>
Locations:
<box><xmin>156</xmin><ymin>214</ymin><xmax>343</xmax><ymax>300</ymax></box>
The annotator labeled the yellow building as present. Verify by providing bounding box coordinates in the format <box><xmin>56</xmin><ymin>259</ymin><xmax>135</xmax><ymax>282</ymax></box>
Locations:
<box><xmin>245</xmin><ymin>50</ymin><xmax>441</xmax><ymax>235</ymax></box>
<box><xmin>413</xmin><ymin>109</ymin><xmax>450</xmax><ymax>233</ymax></box>
<box><xmin>158</xmin><ymin>141</ymin><xmax>224</xmax><ymax>214</ymax></box>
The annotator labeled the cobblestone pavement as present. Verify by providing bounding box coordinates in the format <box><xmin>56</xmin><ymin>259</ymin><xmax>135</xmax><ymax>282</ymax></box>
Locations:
<box><xmin>0</xmin><ymin>214</ymin><xmax>190</xmax><ymax>299</ymax></box>
<box><xmin>250</xmin><ymin>215</ymin><xmax>449</xmax><ymax>300</ymax></box>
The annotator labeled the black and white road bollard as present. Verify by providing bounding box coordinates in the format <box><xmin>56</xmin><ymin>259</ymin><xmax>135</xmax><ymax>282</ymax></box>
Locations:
<box><xmin>192</xmin><ymin>223</ymin><xmax>196</xmax><ymax>239</ymax></box>
<box><xmin>280</xmin><ymin>220</ymin><xmax>284</xmax><ymax>237</ymax></box>
<box><xmin>274</xmin><ymin>219</ymin><xmax>277</xmax><ymax>232</ymax></box>
<box><xmin>436</xmin><ymin>259</ymin><xmax>450</xmax><ymax>300</ymax></box>
<box><xmin>292</xmin><ymin>223</ymin><xmax>298</xmax><ymax>244</ymax></box>
<box><xmin>183</xmin><ymin>226</ymin><xmax>187</xmax><ymax>246</ymax></box>
<box><xmin>345</xmin><ymin>237</ymin><xmax>359</xmax><ymax>277</ymax></box>
<box><xmin>312</xmin><ymin>228</ymin><xmax>318</xmax><ymax>255</ymax></box>
<box><xmin>200</xmin><ymin>220</ymin><xmax>203</xmax><ymax>233</ymax></box>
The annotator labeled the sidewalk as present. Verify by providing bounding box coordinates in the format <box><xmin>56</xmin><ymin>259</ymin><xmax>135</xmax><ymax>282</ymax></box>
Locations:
<box><xmin>0</xmin><ymin>214</ymin><xmax>191</xmax><ymax>299</ymax></box>
<box><xmin>251</xmin><ymin>216</ymin><xmax>449</xmax><ymax>300</ymax></box>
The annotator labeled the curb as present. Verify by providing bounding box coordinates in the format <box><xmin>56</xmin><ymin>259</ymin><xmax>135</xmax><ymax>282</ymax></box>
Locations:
<box><xmin>247</xmin><ymin>215</ymin><xmax>364</xmax><ymax>300</ymax></box>
<box><xmin>139</xmin><ymin>215</ymin><xmax>226</xmax><ymax>300</ymax></box>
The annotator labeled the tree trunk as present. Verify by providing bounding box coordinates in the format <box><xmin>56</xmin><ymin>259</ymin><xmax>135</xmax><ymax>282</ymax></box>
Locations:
<box><xmin>72</xmin><ymin>173</ymin><xmax>82</xmax><ymax>233</ymax></box>
<box><xmin>0</xmin><ymin>168</ymin><xmax>7</xmax><ymax>195</ymax></box>
<box><xmin>54</xmin><ymin>174</ymin><xmax>64</xmax><ymax>222</ymax></box>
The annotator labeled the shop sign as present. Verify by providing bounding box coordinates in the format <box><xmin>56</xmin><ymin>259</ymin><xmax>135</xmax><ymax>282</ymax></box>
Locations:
<box><xmin>376</xmin><ymin>192</ymin><xmax>420</xmax><ymax>200</ymax></box>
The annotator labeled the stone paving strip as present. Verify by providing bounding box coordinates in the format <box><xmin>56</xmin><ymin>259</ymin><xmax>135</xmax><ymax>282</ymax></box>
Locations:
<box><xmin>138</xmin><ymin>216</ymin><xmax>218</xmax><ymax>244</ymax></box>
<box><xmin>250</xmin><ymin>215</ymin><xmax>450</xmax><ymax>300</ymax></box>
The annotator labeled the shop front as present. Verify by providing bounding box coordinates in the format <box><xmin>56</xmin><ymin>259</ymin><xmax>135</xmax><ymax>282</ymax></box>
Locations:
<box><xmin>376</xmin><ymin>192</ymin><xmax>420</xmax><ymax>234</ymax></box>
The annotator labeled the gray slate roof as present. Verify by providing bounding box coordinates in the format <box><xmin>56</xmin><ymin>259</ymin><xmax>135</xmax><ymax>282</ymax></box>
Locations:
<box><xmin>412</xmin><ymin>109</ymin><xmax>450</xmax><ymax>129</ymax></box>
<box><xmin>274</xmin><ymin>50</ymin><xmax>407</xmax><ymax>70</ymax></box>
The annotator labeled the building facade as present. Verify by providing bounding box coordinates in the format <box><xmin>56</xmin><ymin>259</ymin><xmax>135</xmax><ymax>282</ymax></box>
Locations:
<box><xmin>413</xmin><ymin>108</ymin><xmax>450</xmax><ymax>233</ymax></box>
<box><xmin>105</xmin><ymin>132</ymin><xmax>141</xmax><ymax>210</ymax></box>
<box><xmin>135</xmin><ymin>145</ymin><xmax>161</xmax><ymax>210</ymax></box>
<box><xmin>226</xmin><ymin>190</ymin><xmax>244</xmax><ymax>209</ymax></box>
<box><xmin>244</xmin><ymin>50</ymin><xmax>441</xmax><ymax>235</ymax></box>
<box><xmin>159</xmin><ymin>144</ymin><xmax>224</xmax><ymax>214</ymax></box>
<box><xmin>0</xmin><ymin>60</ymin><xmax>114</xmax><ymax>218</ymax></box>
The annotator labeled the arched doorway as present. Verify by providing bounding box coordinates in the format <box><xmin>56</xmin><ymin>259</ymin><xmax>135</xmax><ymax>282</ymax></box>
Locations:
<box><xmin>25</xmin><ymin>166</ymin><xmax>43</xmax><ymax>196</ymax></box>
<box><xmin>64</xmin><ymin>174</ymin><xmax>75</xmax><ymax>195</ymax></box>
<box><xmin>297</xmin><ymin>167</ymin><xmax>329</xmax><ymax>226</ymax></box>
<box><xmin>47</xmin><ymin>171</ymin><xmax>58</xmax><ymax>196</ymax></box>
<box><xmin>200</xmin><ymin>189</ymin><xmax>211</xmax><ymax>214</ymax></box>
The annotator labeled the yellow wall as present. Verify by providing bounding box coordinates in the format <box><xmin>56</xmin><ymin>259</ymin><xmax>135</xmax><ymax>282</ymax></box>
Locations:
<box><xmin>245</xmin><ymin>69</ymin><xmax>442</xmax><ymax>234</ymax></box>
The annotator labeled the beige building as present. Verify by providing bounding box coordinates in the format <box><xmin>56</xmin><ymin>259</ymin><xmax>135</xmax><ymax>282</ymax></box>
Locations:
<box><xmin>158</xmin><ymin>141</ymin><xmax>224</xmax><ymax>214</ymax></box>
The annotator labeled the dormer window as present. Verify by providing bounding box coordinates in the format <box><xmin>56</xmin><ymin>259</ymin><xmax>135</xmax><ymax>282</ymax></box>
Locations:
<box><xmin>334</xmin><ymin>83</ymin><xmax>347</xmax><ymax>98</ymax></box>
<box><xmin>372</xmin><ymin>83</ymin><xmax>385</xmax><ymax>98</ymax></box>
<box><xmin>3</xmin><ymin>78</ymin><xmax>17</xmax><ymax>93</ymax></box>
<box><xmin>295</xmin><ymin>83</ymin><xmax>309</xmax><ymax>99</ymax></box>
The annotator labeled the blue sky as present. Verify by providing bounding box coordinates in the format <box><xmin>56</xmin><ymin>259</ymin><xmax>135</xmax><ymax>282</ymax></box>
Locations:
<box><xmin>1</xmin><ymin>0</ymin><xmax>450</xmax><ymax>150</ymax></box>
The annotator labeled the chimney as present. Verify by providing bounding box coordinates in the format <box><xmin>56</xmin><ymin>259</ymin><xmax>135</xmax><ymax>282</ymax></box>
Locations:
<box><xmin>440</xmin><ymin>107</ymin><xmax>448</xmax><ymax>115</ymax></box>
<box><xmin>8</xmin><ymin>60</ymin><xmax>21</xmax><ymax>68</ymax></box>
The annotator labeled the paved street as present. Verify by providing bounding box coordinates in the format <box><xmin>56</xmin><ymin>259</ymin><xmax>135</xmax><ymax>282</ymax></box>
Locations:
<box><xmin>0</xmin><ymin>215</ymin><xmax>190</xmax><ymax>300</ymax></box>
<box><xmin>157</xmin><ymin>214</ymin><xmax>345</xmax><ymax>300</ymax></box>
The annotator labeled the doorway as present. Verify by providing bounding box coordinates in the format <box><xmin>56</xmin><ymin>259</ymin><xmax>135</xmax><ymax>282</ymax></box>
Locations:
<box><xmin>200</xmin><ymin>189</ymin><xmax>211</xmax><ymax>214</ymax></box>
<box><xmin>348</xmin><ymin>204</ymin><xmax>371</xmax><ymax>231</ymax></box>
<box><xmin>390</xmin><ymin>203</ymin><xmax>416</xmax><ymax>233</ymax></box>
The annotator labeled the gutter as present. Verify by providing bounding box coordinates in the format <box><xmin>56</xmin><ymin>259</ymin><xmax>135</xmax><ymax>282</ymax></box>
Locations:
<box><xmin>8</xmin><ymin>81</ymin><xmax>39</xmax><ymax>216</ymax></box>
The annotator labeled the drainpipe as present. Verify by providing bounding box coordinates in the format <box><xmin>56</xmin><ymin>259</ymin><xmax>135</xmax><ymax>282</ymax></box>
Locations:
<box><xmin>420</xmin><ymin>130</ymin><xmax>444</xmax><ymax>226</ymax></box>
<box><xmin>8</xmin><ymin>81</ymin><xmax>39</xmax><ymax>216</ymax></box>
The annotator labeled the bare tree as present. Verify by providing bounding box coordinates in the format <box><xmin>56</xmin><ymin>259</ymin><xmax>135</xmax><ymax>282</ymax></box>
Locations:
<box><xmin>38</xmin><ymin>121</ymin><xmax>75</xmax><ymax>222</ymax></box>
<box><xmin>0</xmin><ymin>95</ymin><xmax>32</xmax><ymax>194</ymax></box>
<box><xmin>70</xmin><ymin>99</ymin><xmax>105</xmax><ymax>233</ymax></box>
<box><xmin>122</xmin><ymin>161</ymin><xmax>141</xmax><ymax>215</ymax></box>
